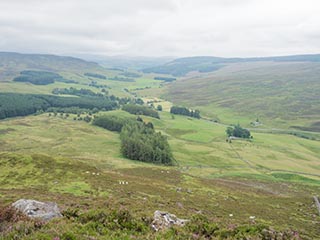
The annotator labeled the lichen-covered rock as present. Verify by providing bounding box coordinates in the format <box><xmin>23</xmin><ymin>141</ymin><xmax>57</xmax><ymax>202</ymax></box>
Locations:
<box><xmin>151</xmin><ymin>210</ymin><xmax>189</xmax><ymax>231</ymax></box>
<box><xmin>12</xmin><ymin>199</ymin><xmax>62</xmax><ymax>221</ymax></box>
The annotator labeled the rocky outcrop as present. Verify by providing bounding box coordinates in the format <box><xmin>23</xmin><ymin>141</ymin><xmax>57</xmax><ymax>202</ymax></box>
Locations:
<box><xmin>151</xmin><ymin>210</ymin><xmax>189</xmax><ymax>231</ymax></box>
<box><xmin>12</xmin><ymin>199</ymin><xmax>62</xmax><ymax>221</ymax></box>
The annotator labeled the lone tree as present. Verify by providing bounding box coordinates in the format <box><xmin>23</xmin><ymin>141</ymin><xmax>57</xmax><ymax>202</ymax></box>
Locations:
<box><xmin>226</xmin><ymin>124</ymin><xmax>251</xmax><ymax>139</ymax></box>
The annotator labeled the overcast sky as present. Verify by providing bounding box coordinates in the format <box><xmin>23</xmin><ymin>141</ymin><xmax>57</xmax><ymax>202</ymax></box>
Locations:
<box><xmin>0</xmin><ymin>0</ymin><xmax>320</xmax><ymax>58</ymax></box>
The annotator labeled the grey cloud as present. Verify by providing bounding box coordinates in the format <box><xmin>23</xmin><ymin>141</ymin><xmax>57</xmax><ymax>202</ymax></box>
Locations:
<box><xmin>0</xmin><ymin>0</ymin><xmax>319</xmax><ymax>57</ymax></box>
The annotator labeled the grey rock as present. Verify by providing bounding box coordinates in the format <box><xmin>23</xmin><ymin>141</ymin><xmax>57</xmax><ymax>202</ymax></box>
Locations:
<box><xmin>151</xmin><ymin>210</ymin><xmax>189</xmax><ymax>231</ymax></box>
<box><xmin>12</xmin><ymin>199</ymin><xmax>62</xmax><ymax>221</ymax></box>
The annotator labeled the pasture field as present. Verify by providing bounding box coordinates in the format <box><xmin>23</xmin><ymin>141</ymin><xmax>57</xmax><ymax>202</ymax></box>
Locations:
<box><xmin>1</xmin><ymin>111</ymin><xmax>319</xmax><ymax>182</ymax></box>
<box><xmin>1</xmin><ymin>112</ymin><xmax>320</xmax><ymax>238</ymax></box>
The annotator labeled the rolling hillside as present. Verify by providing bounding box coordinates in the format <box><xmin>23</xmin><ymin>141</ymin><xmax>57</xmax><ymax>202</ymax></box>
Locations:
<box><xmin>0</xmin><ymin>52</ymin><xmax>163</xmax><ymax>97</ymax></box>
<box><xmin>0</xmin><ymin>52</ymin><xmax>103</xmax><ymax>80</ymax></box>
<box><xmin>161</xmin><ymin>60</ymin><xmax>320</xmax><ymax>130</ymax></box>
<box><xmin>143</xmin><ymin>54</ymin><xmax>320</xmax><ymax>76</ymax></box>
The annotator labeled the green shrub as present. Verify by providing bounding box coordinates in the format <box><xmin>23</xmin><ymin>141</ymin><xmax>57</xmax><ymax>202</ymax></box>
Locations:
<box><xmin>186</xmin><ymin>214</ymin><xmax>219</xmax><ymax>238</ymax></box>
<box><xmin>61</xmin><ymin>232</ymin><xmax>77</xmax><ymax>240</ymax></box>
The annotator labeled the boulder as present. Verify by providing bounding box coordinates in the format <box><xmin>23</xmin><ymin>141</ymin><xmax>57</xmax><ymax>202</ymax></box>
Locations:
<box><xmin>151</xmin><ymin>210</ymin><xmax>189</xmax><ymax>231</ymax></box>
<box><xmin>12</xmin><ymin>199</ymin><xmax>62</xmax><ymax>221</ymax></box>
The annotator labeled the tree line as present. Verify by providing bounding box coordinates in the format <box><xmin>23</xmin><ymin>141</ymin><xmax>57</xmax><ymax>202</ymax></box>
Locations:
<box><xmin>170</xmin><ymin>106</ymin><xmax>200</xmax><ymax>118</ymax></box>
<box><xmin>154</xmin><ymin>77</ymin><xmax>176</xmax><ymax>82</ymax></box>
<box><xmin>108</xmin><ymin>76</ymin><xmax>135</xmax><ymax>82</ymax></box>
<box><xmin>46</xmin><ymin>107</ymin><xmax>100</xmax><ymax>115</ymax></box>
<box><xmin>120</xmin><ymin>72</ymin><xmax>142</xmax><ymax>78</ymax></box>
<box><xmin>84</xmin><ymin>72</ymin><xmax>107</xmax><ymax>79</ymax></box>
<box><xmin>52</xmin><ymin>87</ymin><xmax>144</xmax><ymax>106</ymax></box>
<box><xmin>92</xmin><ymin>115</ymin><xmax>134</xmax><ymax>132</ymax></box>
<box><xmin>52</xmin><ymin>87</ymin><xmax>103</xmax><ymax>97</ymax></box>
<box><xmin>122</xmin><ymin>104</ymin><xmax>160</xmax><ymax>119</ymax></box>
<box><xmin>0</xmin><ymin>93</ymin><xmax>117</xmax><ymax>120</ymax></box>
<box><xmin>13</xmin><ymin>70</ymin><xmax>63</xmax><ymax>85</ymax></box>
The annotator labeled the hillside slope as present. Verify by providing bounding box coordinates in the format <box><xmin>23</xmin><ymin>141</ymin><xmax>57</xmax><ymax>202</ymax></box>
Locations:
<box><xmin>0</xmin><ymin>52</ymin><xmax>107</xmax><ymax>82</ymax></box>
<box><xmin>164</xmin><ymin>61</ymin><xmax>320</xmax><ymax>129</ymax></box>
<box><xmin>143</xmin><ymin>54</ymin><xmax>320</xmax><ymax>76</ymax></box>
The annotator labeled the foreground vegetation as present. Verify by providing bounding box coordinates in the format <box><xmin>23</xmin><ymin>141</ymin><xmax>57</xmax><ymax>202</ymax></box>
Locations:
<box><xmin>1</xmin><ymin>204</ymin><xmax>301</xmax><ymax>239</ymax></box>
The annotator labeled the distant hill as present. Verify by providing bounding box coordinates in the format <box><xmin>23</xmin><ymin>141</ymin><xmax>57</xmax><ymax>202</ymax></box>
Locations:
<box><xmin>164</xmin><ymin>60</ymin><xmax>320</xmax><ymax>129</ymax></box>
<box><xmin>73</xmin><ymin>54</ymin><xmax>174</xmax><ymax>70</ymax></box>
<box><xmin>143</xmin><ymin>54</ymin><xmax>320</xmax><ymax>76</ymax></box>
<box><xmin>0</xmin><ymin>52</ymin><xmax>105</xmax><ymax>81</ymax></box>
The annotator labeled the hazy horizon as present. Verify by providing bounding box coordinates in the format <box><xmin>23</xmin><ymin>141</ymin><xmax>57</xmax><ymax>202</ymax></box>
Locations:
<box><xmin>1</xmin><ymin>0</ymin><xmax>320</xmax><ymax>58</ymax></box>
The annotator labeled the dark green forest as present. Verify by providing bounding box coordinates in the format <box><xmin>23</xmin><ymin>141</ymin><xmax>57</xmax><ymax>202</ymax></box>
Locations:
<box><xmin>0</xmin><ymin>93</ymin><xmax>117</xmax><ymax>119</ymax></box>
<box><xmin>13</xmin><ymin>70</ymin><xmax>63</xmax><ymax>85</ymax></box>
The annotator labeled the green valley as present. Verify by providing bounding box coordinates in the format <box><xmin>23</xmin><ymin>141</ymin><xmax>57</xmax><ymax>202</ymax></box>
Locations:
<box><xmin>0</xmin><ymin>52</ymin><xmax>319</xmax><ymax>239</ymax></box>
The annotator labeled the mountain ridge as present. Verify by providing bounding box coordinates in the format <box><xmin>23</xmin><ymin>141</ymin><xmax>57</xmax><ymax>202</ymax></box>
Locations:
<box><xmin>143</xmin><ymin>53</ymin><xmax>320</xmax><ymax>76</ymax></box>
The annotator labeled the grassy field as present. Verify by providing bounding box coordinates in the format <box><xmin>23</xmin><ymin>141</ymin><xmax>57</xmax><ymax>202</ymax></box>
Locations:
<box><xmin>0</xmin><ymin>112</ymin><xmax>320</xmax><ymax>238</ymax></box>
<box><xmin>2</xmin><ymin>112</ymin><xmax>319</xmax><ymax>181</ymax></box>
<box><xmin>161</xmin><ymin>61</ymin><xmax>320</xmax><ymax>130</ymax></box>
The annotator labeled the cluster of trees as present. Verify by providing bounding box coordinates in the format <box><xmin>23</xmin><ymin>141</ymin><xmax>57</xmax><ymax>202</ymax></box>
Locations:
<box><xmin>13</xmin><ymin>70</ymin><xmax>63</xmax><ymax>85</ymax></box>
<box><xmin>120</xmin><ymin>72</ymin><xmax>142</xmax><ymax>78</ymax></box>
<box><xmin>46</xmin><ymin>107</ymin><xmax>100</xmax><ymax>115</ymax></box>
<box><xmin>84</xmin><ymin>72</ymin><xmax>107</xmax><ymax>79</ymax></box>
<box><xmin>88</xmin><ymin>81</ymin><xmax>110</xmax><ymax>89</ymax></box>
<box><xmin>41</xmin><ymin>95</ymin><xmax>117</xmax><ymax>110</ymax></box>
<box><xmin>108</xmin><ymin>76</ymin><xmax>135</xmax><ymax>82</ymax></box>
<box><xmin>93</xmin><ymin>114</ymin><xmax>173</xmax><ymax>165</ymax></box>
<box><xmin>154</xmin><ymin>77</ymin><xmax>176</xmax><ymax>82</ymax></box>
<box><xmin>52</xmin><ymin>87</ymin><xmax>144</xmax><ymax>106</ymax></box>
<box><xmin>226</xmin><ymin>124</ymin><xmax>251</xmax><ymax>139</ymax></box>
<box><xmin>0</xmin><ymin>93</ymin><xmax>49</xmax><ymax>119</ymax></box>
<box><xmin>122</xmin><ymin>104</ymin><xmax>159</xmax><ymax>119</ymax></box>
<box><xmin>0</xmin><ymin>93</ymin><xmax>118</xmax><ymax>120</ymax></box>
<box><xmin>48</xmin><ymin>111</ymin><xmax>93</xmax><ymax>122</ymax></box>
<box><xmin>120</xmin><ymin>121</ymin><xmax>173</xmax><ymax>165</ymax></box>
<box><xmin>92</xmin><ymin>115</ymin><xmax>134</xmax><ymax>132</ymax></box>
<box><xmin>52</xmin><ymin>87</ymin><xmax>102</xmax><ymax>97</ymax></box>
<box><xmin>170</xmin><ymin>106</ymin><xmax>200</xmax><ymax>119</ymax></box>
<box><xmin>74</xmin><ymin>115</ymin><xmax>93</xmax><ymax>122</ymax></box>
